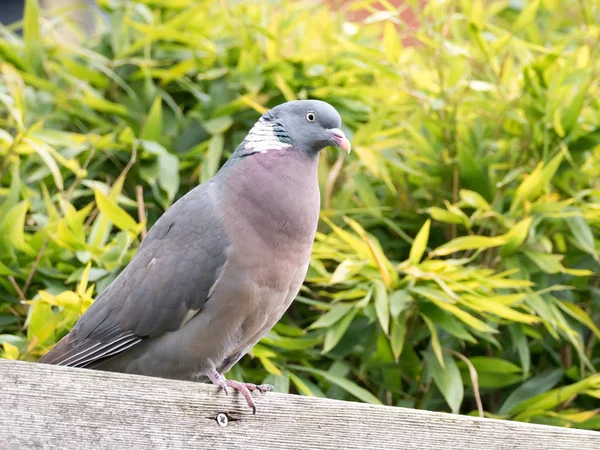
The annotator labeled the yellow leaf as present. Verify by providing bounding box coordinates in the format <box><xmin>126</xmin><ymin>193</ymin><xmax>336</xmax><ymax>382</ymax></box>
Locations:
<box><xmin>510</xmin><ymin>151</ymin><xmax>564</xmax><ymax>214</ymax></box>
<box><xmin>550</xmin><ymin>409</ymin><xmax>599</xmax><ymax>423</ymax></box>
<box><xmin>427</xmin><ymin>298</ymin><xmax>497</xmax><ymax>333</ymax></box>
<box><xmin>462</xmin><ymin>296</ymin><xmax>540</xmax><ymax>324</ymax></box>
<box><xmin>240</xmin><ymin>95</ymin><xmax>268</xmax><ymax>114</ymax></box>
<box><xmin>432</xmin><ymin>235</ymin><xmax>509</xmax><ymax>256</ymax></box>
<box><xmin>553</xmin><ymin>108</ymin><xmax>565</xmax><ymax>137</ymax></box>
<box><xmin>322</xmin><ymin>217</ymin><xmax>371</xmax><ymax>260</ymax></box>
<box><xmin>2</xmin><ymin>342</ymin><xmax>19</xmax><ymax>360</ymax></box>
<box><xmin>459</xmin><ymin>189</ymin><xmax>490</xmax><ymax>210</ymax></box>
<box><xmin>576</xmin><ymin>45</ymin><xmax>590</xmax><ymax>68</ymax></box>
<box><xmin>502</xmin><ymin>217</ymin><xmax>533</xmax><ymax>254</ymax></box>
<box><xmin>558</xmin><ymin>302</ymin><xmax>600</xmax><ymax>340</ymax></box>
<box><xmin>259</xmin><ymin>357</ymin><xmax>282</xmax><ymax>376</ymax></box>
<box><xmin>93</xmin><ymin>187</ymin><xmax>138</xmax><ymax>232</ymax></box>
<box><xmin>274</xmin><ymin>73</ymin><xmax>296</xmax><ymax>101</ymax></box>
<box><xmin>409</xmin><ymin>219</ymin><xmax>430</xmax><ymax>265</ymax></box>
<box><xmin>513</xmin><ymin>0</ymin><xmax>541</xmax><ymax>32</ymax></box>
<box><xmin>77</xmin><ymin>262</ymin><xmax>92</xmax><ymax>297</ymax></box>
<box><xmin>383</xmin><ymin>21</ymin><xmax>402</xmax><ymax>63</ymax></box>
<box><xmin>510</xmin><ymin>162</ymin><xmax>544</xmax><ymax>214</ymax></box>
<box><xmin>345</xmin><ymin>217</ymin><xmax>396</xmax><ymax>287</ymax></box>
<box><xmin>562</xmin><ymin>268</ymin><xmax>594</xmax><ymax>277</ymax></box>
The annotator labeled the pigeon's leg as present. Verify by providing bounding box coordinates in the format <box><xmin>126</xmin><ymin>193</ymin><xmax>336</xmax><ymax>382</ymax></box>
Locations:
<box><xmin>206</xmin><ymin>368</ymin><xmax>229</xmax><ymax>395</ymax></box>
<box><xmin>206</xmin><ymin>369</ymin><xmax>274</xmax><ymax>414</ymax></box>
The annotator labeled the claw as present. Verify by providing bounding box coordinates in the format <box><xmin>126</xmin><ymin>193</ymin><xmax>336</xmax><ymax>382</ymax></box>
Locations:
<box><xmin>255</xmin><ymin>384</ymin><xmax>274</xmax><ymax>393</ymax></box>
<box><xmin>206</xmin><ymin>369</ymin><xmax>272</xmax><ymax>414</ymax></box>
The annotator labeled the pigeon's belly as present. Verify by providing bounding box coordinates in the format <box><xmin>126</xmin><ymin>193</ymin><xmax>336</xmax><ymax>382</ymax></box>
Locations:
<box><xmin>114</xmin><ymin>231</ymin><xmax>314</xmax><ymax>380</ymax></box>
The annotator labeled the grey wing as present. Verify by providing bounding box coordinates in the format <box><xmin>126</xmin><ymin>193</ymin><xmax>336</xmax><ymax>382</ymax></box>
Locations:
<box><xmin>39</xmin><ymin>182</ymin><xmax>228</xmax><ymax>367</ymax></box>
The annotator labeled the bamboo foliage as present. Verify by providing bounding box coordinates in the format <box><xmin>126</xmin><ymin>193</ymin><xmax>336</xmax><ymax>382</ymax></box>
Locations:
<box><xmin>0</xmin><ymin>0</ymin><xmax>599</xmax><ymax>429</ymax></box>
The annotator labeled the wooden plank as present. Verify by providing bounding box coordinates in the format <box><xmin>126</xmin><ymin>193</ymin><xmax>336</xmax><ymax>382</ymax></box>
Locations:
<box><xmin>1</xmin><ymin>359</ymin><xmax>599</xmax><ymax>450</ymax></box>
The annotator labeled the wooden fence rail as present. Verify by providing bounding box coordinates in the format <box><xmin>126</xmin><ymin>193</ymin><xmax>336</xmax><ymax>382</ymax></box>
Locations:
<box><xmin>1</xmin><ymin>359</ymin><xmax>599</xmax><ymax>449</ymax></box>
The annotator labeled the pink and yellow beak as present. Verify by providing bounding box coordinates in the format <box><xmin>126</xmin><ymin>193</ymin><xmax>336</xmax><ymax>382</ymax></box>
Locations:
<box><xmin>328</xmin><ymin>128</ymin><xmax>351</xmax><ymax>153</ymax></box>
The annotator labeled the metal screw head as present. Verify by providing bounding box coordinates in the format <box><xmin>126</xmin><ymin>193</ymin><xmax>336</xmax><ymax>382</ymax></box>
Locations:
<box><xmin>216</xmin><ymin>413</ymin><xmax>228</xmax><ymax>427</ymax></box>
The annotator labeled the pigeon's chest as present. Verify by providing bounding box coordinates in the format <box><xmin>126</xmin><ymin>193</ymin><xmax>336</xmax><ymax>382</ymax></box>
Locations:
<box><xmin>222</xmin><ymin>152</ymin><xmax>320</xmax><ymax>290</ymax></box>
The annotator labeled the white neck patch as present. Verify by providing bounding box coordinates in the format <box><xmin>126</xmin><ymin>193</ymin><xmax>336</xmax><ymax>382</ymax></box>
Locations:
<box><xmin>243</xmin><ymin>117</ymin><xmax>292</xmax><ymax>153</ymax></box>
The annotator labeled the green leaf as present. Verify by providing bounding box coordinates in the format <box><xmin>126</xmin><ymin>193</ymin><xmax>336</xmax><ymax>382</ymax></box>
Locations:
<box><xmin>498</xmin><ymin>369</ymin><xmax>563</xmax><ymax>416</ymax></box>
<box><xmin>27</xmin><ymin>301</ymin><xmax>61</xmax><ymax>346</ymax></box>
<box><xmin>141</xmin><ymin>141</ymin><xmax>180</xmax><ymax>205</ymax></box>
<box><xmin>264</xmin><ymin>370</ymin><xmax>290</xmax><ymax>394</ymax></box>
<box><xmin>411</xmin><ymin>286</ymin><xmax>453</xmax><ymax>304</ymax></box>
<box><xmin>288</xmin><ymin>372</ymin><xmax>326</xmax><ymax>398</ymax></box>
<box><xmin>202</xmin><ymin>116</ymin><xmax>234</xmax><ymax>135</ymax></box>
<box><xmin>458</xmin><ymin>357</ymin><xmax>523</xmax><ymax>388</ymax></box>
<box><xmin>524</xmin><ymin>251</ymin><xmax>564</xmax><ymax>274</ymax></box>
<box><xmin>323</xmin><ymin>307</ymin><xmax>358</xmax><ymax>353</ymax></box>
<box><xmin>511</xmin><ymin>375</ymin><xmax>600</xmax><ymax>417</ymax></box>
<box><xmin>25</xmin><ymin>138</ymin><xmax>64</xmax><ymax>191</ymax></box>
<box><xmin>459</xmin><ymin>189</ymin><xmax>490</xmax><ymax>210</ymax></box>
<box><xmin>291</xmin><ymin>366</ymin><xmax>382</xmax><ymax>405</ymax></box>
<box><xmin>0</xmin><ymin>260</ymin><xmax>16</xmax><ymax>276</ymax></box>
<box><xmin>24</xmin><ymin>0</ymin><xmax>43</xmax><ymax>74</ymax></box>
<box><xmin>429</xmin><ymin>207</ymin><xmax>465</xmax><ymax>225</ymax></box>
<box><xmin>373</xmin><ymin>280</ymin><xmax>389</xmax><ymax>334</ymax></box>
<box><xmin>565</xmin><ymin>215</ymin><xmax>598</xmax><ymax>260</ymax></box>
<box><xmin>93</xmin><ymin>188</ymin><xmax>138</xmax><ymax>232</ymax></box>
<box><xmin>409</xmin><ymin>219</ymin><xmax>430</xmax><ymax>264</ymax></box>
<box><xmin>201</xmin><ymin>134</ymin><xmax>224</xmax><ymax>182</ymax></box>
<box><xmin>419</xmin><ymin>303</ymin><xmax>476</xmax><ymax>343</ymax></box>
<box><xmin>512</xmin><ymin>0</ymin><xmax>541</xmax><ymax>32</ymax></box>
<box><xmin>421</xmin><ymin>314</ymin><xmax>444</xmax><ymax>368</ymax></box>
<box><xmin>0</xmin><ymin>200</ymin><xmax>31</xmax><ymax>254</ymax></box>
<box><xmin>426</xmin><ymin>350</ymin><xmax>463</xmax><ymax>414</ymax></box>
<box><xmin>508</xmin><ymin>323</ymin><xmax>530</xmax><ymax>377</ymax></box>
<box><xmin>390</xmin><ymin>312</ymin><xmax>406</xmax><ymax>361</ymax></box>
<box><xmin>309</xmin><ymin>304</ymin><xmax>353</xmax><ymax>329</ymax></box>
<box><xmin>0</xmin><ymin>163</ymin><xmax>21</xmax><ymax>223</ymax></box>
<box><xmin>468</xmin><ymin>357</ymin><xmax>522</xmax><ymax>374</ymax></box>
<box><xmin>141</xmin><ymin>96</ymin><xmax>163</xmax><ymax>142</ymax></box>
<box><xmin>562</xmin><ymin>79</ymin><xmax>590</xmax><ymax>134</ymax></box>
<box><xmin>389</xmin><ymin>289</ymin><xmax>412</xmax><ymax>318</ymax></box>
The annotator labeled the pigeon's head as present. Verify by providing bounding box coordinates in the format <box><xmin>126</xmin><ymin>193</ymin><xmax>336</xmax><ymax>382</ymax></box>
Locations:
<box><xmin>242</xmin><ymin>100</ymin><xmax>351</xmax><ymax>157</ymax></box>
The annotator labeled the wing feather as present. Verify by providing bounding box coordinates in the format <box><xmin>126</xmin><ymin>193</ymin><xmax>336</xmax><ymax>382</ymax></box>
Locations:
<box><xmin>39</xmin><ymin>182</ymin><xmax>228</xmax><ymax>369</ymax></box>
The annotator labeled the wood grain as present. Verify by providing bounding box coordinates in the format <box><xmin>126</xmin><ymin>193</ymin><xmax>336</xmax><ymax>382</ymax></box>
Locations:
<box><xmin>1</xmin><ymin>359</ymin><xmax>599</xmax><ymax>450</ymax></box>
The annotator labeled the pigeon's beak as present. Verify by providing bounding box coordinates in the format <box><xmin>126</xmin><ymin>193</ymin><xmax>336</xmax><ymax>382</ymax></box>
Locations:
<box><xmin>328</xmin><ymin>128</ymin><xmax>351</xmax><ymax>153</ymax></box>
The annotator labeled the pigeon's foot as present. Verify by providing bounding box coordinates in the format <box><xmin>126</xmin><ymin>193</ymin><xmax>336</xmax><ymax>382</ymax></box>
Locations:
<box><xmin>207</xmin><ymin>369</ymin><xmax>274</xmax><ymax>414</ymax></box>
<box><xmin>225</xmin><ymin>380</ymin><xmax>274</xmax><ymax>414</ymax></box>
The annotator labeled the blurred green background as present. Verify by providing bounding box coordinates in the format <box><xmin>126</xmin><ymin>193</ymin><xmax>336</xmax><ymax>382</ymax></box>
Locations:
<box><xmin>1</xmin><ymin>0</ymin><xmax>599</xmax><ymax>429</ymax></box>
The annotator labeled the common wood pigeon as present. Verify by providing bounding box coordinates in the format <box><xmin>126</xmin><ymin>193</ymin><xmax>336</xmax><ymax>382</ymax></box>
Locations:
<box><xmin>39</xmin><ymin>100</ymin><xmax>351</xmax><ymax>413</ymax></box>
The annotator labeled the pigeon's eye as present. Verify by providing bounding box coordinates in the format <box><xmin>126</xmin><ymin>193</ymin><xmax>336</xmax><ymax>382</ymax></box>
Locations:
<box><xmin>305</xmin><ymin>112</ymin><xmax>316</xmax><ymax>122</ymax></box>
